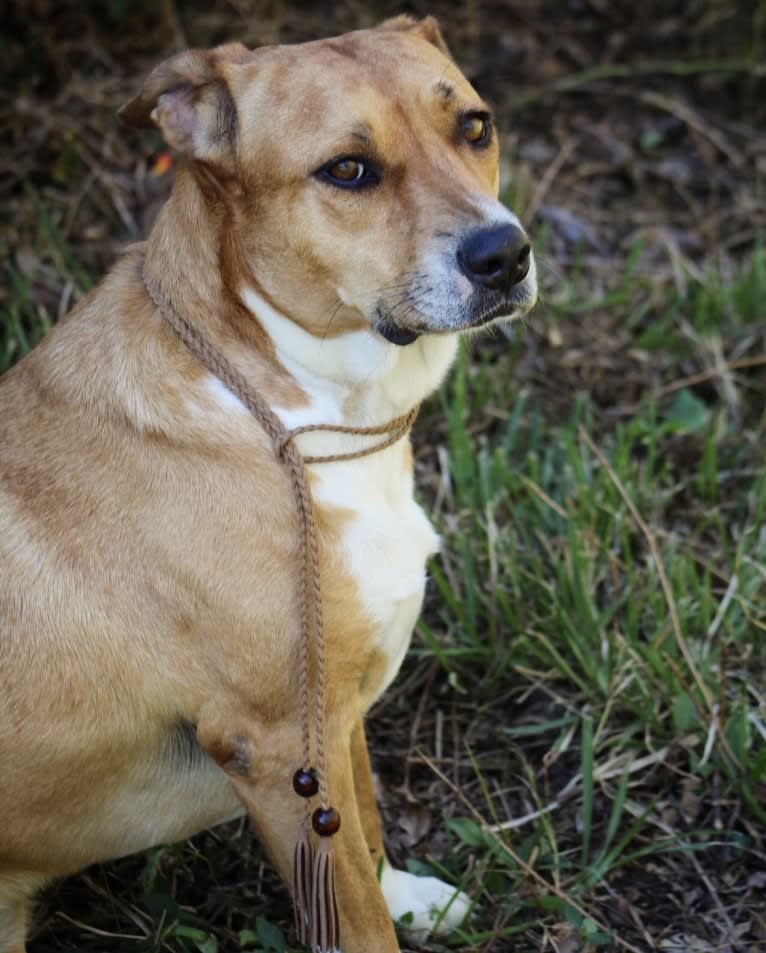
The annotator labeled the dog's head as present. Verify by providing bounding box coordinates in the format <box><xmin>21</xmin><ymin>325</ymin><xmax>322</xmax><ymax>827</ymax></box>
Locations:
<box><xmin>121</xmin><ymin>17</ymin><xmax>537</xmax><ymax>346</ymax></box>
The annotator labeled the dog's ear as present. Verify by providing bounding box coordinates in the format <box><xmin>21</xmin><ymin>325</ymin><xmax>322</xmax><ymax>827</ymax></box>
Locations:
<box><xmin>379</xmin><ymin>15</ymin><xmax>452</xmax><ymax>59</ymax></box>
<box><xmin>118</xmin><ymin>44</ymin><xmax>250</xmax><ymax>165</ymax></box>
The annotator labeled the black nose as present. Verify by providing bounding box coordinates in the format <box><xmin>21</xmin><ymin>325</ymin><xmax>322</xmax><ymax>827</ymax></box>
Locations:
<box><xmin>457</xmin><ymin>224</ymin><xmax>531</xmax><ymax>291</ymax></box>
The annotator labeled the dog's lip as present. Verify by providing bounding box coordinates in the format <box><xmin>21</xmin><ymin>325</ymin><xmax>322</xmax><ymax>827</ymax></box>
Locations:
<box><xmin>374</xmin><ymin>303</ymin><xmax>530</xmax><ymax>343</ymax></box>
<box><xmin>464</xmin><ymin>286</ymin><xmax>537</xmax><ymax>329</ymax></box>
<box><xmin>373</xmin><ymin>284</ymin><xmax>536</xmax><ymax>344</ymax></box>
<box><xmin>472</xmin><ymin>299</ymin><xmax>524</xmax><ymax>326</ymax></box>
<box><xmin>374</xmin><ymin>320</ymin><xmax>421</xmax><ymax>346</ymax></box>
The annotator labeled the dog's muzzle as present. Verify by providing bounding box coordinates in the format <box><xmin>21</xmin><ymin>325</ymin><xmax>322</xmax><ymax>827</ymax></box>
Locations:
<box><xmin>374</xmin><ymin>222</ymin><xmax>536</xmax><ymax>346</ymax></box>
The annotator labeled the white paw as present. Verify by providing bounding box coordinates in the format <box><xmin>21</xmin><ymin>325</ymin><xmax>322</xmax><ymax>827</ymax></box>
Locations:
<box><xmin>380</xmin><ymin>865</ymin><xmax>471</xmax><ymax>939</ymax></box>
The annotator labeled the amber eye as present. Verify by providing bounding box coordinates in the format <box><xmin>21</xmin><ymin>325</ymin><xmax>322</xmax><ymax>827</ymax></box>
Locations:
<box><xmin>462</xmin><ymin>113</ymin><xmax>491</xmax><ymax>146</ymax></box>
<box><xmin>317</xmin><ymin>156</ymin><xmax>379</xmax><ymax>189</ymax></box>
<box><xmin>327</xmin><ymin>159</ymin><xmax>365</xmax><ymax>182</ymax></box>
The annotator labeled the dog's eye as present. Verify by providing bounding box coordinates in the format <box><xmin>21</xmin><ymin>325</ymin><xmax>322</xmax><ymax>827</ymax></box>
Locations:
<box><xmin>317</xmin><ymin>156</ymin><xmax>379</xmax><ymax>189</ymax></box>
<box><xmin>329</xmin><ymin>159</ymin><xmax>365</xmax><ymax>181</ymax></box>
<box><xmin>461</xmin><ymin>113</ymin><xmax>492</xmax><ymax>147</ymax></box>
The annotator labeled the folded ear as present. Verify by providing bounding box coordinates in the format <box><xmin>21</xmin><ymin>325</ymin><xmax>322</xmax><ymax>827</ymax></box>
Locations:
<box><xmin>118</xmin><ymin>43</ymin><xmax>250</xmax><ymax>166</ymax></box>
<box><xmin>379</xmin><ymin>15</ymin><xmax>452</xmax><ymax>59</ymax></box>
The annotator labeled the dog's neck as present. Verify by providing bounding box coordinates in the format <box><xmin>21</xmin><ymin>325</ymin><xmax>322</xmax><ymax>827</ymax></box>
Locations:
<box><xmin>144</xmin><ymin>169</ymin><xmax>248</xmax><ymax>352</ymax></box>
<box><xmin>240</xmin><ymin>284</ymin><xmax>458</xmax><ymax>431</ymax></box>
<box><xmin>144</xmin><ymin>166</ymin><xmax>459</xmax><ymax>432</ymax></box>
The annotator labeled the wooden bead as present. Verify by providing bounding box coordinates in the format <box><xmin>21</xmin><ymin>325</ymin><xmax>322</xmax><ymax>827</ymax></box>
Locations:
<box><xmin>312</xmin><ymin>806</ymin><xmax>341</xmax><ymax>836</ymax></box>
<box><xmin>292</xmin><ymin>768</ymin><xmax>319</xmax><ymax>798</ymax></box>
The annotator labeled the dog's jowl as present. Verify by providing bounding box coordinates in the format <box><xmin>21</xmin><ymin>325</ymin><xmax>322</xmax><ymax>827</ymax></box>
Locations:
<box><xmin>0</xmin><ymin>16</ymin><xmax>536</xmax><ymax>953</ymax></box>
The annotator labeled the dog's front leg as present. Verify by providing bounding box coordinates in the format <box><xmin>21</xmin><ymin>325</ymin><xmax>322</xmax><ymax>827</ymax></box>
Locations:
<box><xmin>198</xmin><ymin>708</ymin><xmax>400</xmax><ymax>953</ymax></box>
<box><xmin>350</xmin><ymin>719</ymin><xmax>472</xmax><ymax>941</ymax></box>
<box><xmin>350</xmin><ymin>719</ymin><xmax>387</xmax><ymax>866</ymax></box>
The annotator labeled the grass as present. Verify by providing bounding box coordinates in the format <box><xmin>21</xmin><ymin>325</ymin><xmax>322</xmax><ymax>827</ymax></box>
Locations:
<box><xmin>408</xmin><ymin>245</ymin><xmax>766</xmax><ymax>949</ymax></box>
<box><xmin>2</xmin><ymin>208</ymin><xmax>765</xmax><ymax>949</ymax></box>
<box><xmin>1</xmin><ymin>260</ymin><xmax>52</xmax><ymax>373</ymax></box>
<box><xmin>5</xmin><ymin>0</ymin><xmax>765</xmax><ymax>945</ymax></box>
<box><xmin>1</xmin><ymin>192</ymin><xmax>92</xmax><ymax>373</ymax></box>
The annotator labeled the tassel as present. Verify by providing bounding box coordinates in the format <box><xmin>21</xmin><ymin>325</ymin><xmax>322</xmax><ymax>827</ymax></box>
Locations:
<box><xmin>292</xmin><ymin>819</ymin><xmax>314</xmax><ymax>946</ymax></box>
<box><xmin>310</xmin><ymin>835</ymin><xmax>340</xmax><ymax>953</ymax></box>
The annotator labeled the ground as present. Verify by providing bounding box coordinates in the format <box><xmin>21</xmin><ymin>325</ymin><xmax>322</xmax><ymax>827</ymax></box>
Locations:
<box><xmin>1</xmin><ymin>1</ymin><xmax>765</xmax><ymax>951</ymax></box>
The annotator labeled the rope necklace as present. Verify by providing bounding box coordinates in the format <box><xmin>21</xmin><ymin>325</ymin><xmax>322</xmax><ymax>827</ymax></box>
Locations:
<box><xmin>143</xmin><ymin>265</ymin><xmax>418</xmax><ymax>952</ymax></box>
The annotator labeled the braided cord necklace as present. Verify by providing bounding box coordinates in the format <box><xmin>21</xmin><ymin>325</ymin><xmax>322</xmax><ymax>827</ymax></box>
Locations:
<box><xmin>143</xmin><ymin>265</ymin><xmax>418</xmax><ymax>952</ymax></box>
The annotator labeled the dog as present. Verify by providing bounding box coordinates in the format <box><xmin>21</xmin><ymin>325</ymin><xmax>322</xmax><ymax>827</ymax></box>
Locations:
<box><xmin>0</xmin><ymin>15</ymin><xmax>536</xmax><ymax>953</ymax></box>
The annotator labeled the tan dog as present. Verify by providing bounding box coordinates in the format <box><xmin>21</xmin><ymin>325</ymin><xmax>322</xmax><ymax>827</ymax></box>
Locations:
<box><xmin>0</xmin><ymin>16</ymin><xmax>536</xmax><ymax>953</ymax></box>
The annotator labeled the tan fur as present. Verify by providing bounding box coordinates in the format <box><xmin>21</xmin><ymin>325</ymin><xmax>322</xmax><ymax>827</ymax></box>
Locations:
<box><xmin>0</xmin><ymin>18</ymin><xmax>534</xmax><ymax>953</ymax></box>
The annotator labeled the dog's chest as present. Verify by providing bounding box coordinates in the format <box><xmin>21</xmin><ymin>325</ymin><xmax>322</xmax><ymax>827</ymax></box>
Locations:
<box><xmin>200</xmin><ymin>320</ymin><xmax>458</xmax><ymax>698</ymax></box>
<box><xmin>313</xmin><ymin>452</ymin><xmax>439</xmax><ymax>697</ymax></box>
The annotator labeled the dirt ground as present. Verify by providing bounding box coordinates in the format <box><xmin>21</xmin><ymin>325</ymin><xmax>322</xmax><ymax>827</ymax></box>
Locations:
<box><xmin>2</xmin><ymin>1</ymin><xmax>764</xmax><ymax>951</ymax></box>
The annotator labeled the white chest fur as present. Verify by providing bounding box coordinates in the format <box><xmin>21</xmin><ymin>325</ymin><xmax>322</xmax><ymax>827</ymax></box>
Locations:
<box><xmin>313</xmin><ymin>447</ymin><xmax>439</xmax><ymax>697</ymax></box>
<box><xmin>233</xmin><ymin>287</ymin><xmax>458</xmax><ymax>698</ymax></box>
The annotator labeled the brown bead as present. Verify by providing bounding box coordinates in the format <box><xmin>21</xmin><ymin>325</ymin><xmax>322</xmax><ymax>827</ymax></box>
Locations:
<box><xmin>292</xmin><ymin>768</ymin><xmax>319</xmax><ymax>798</ymax></box>
<box><xmin>312</xmin><ymin>806</ymin><xmax>341</xmax><ymax>836</ymax></box>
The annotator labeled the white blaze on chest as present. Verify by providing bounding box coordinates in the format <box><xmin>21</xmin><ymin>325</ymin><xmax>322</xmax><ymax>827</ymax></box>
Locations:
<box><xmin>313</xmin><ymin>449</ymin><xmax>439</xmax><ymax>691</ymax></box>
<box><xmin>233</xmin><ymin>287</ymin><xmax>457</xmax><ymax>693</ymax></box>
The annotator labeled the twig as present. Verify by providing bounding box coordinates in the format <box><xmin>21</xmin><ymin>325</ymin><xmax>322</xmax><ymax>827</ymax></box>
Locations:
<box><xmin>490</xmin><ymin>800</ymin><xmax>561</xmax><ymax>831</ymax></box>
<box><xmin>519</xmin><ymin>475</ymin><xmax>569</xmax><ymax>519</ymax></box>
<box><xmin>55</xmin><ymin>913</ymin><xmax>145</xmax><ymax>941</ymax></box>
<box><xmin>654</xmin><ymin>353</ymin><xmax>766</xmax><ymax>398</ymax></box>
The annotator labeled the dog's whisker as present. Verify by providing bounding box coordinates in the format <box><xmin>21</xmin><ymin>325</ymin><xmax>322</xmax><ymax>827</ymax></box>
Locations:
<box><xmin>319</xmin><ymin>299</ymin><xmax>344</xmax><ymax>343</ymax></box>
